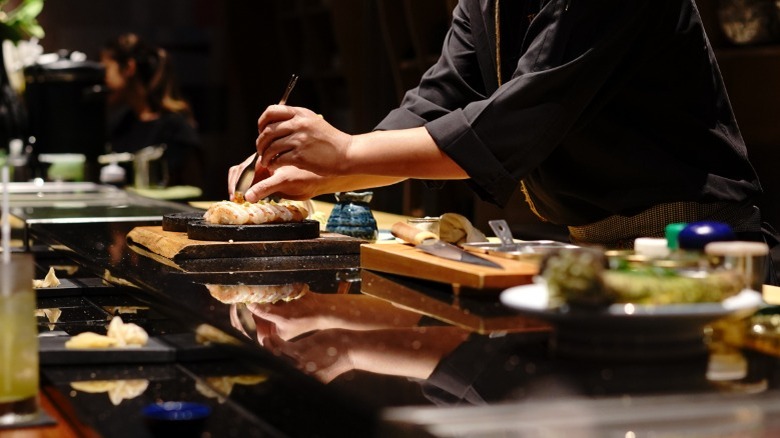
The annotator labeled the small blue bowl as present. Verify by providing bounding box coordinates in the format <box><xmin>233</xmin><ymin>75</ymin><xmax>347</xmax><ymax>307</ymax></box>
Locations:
<box><xmin>143</xmin><ymin>402</ymin><xmax>211</xmax><ymax>437</ymax></box>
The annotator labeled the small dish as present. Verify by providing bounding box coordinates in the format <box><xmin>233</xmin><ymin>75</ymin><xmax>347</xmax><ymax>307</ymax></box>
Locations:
<box><xmin>462</xmin><ymin>240</ymin><xmax>578</xmax><ymax>262</ymax></box>
<box><xmin>500</xmin><ymin>281</ymin><xmax>764</xmax><ymax>360</ymax></box>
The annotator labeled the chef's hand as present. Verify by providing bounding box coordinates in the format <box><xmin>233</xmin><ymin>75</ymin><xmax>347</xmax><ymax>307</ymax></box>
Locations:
<box><xmin>263</xmin><ymin>329</ymin><xmax>354</xmax><ymax>384</ymax></box>
<box><xmin>240</xmin><ymin>165</ymin><xmax>328</xmax><ymax>203</ymax></box>
<box><xmin>227</xmin><ymin>153</ymin><xmax>271</xmax><ymax>202</ymax></box>
<box><xmin>256</xmin><ymin>105</ymin><xmax>352</xmax><ymax>175</ymax></box>
<box><xmin>246</xmin><ymin>294</ymin><xmax>323</xmax><ymax>342</ymax></box>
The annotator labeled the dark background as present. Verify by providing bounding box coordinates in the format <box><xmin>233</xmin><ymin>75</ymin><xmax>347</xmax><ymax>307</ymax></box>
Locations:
<box><xmin>29</xmin><ymin>0</ymin><xmax>780</xmax><ymax>235</ymax></box>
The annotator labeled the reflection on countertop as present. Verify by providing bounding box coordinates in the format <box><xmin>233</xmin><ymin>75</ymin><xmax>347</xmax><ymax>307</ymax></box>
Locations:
<box><xmin>24</xmin><ymin>217</ymin><xmax>780</xmax><ymax>437</ymax></box>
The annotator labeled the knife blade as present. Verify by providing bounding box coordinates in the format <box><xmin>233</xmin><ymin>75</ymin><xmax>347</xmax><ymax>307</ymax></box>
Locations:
<box><xmin>391</xmin><ymin>222</ymin><xmax>504</xmax><ymax>270</ymax></box>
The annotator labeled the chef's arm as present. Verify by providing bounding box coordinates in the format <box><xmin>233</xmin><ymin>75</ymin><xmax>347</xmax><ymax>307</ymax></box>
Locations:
<box><xmin>246</xmin><ymin>293</ymin><xmax>425</xmax><ymax>341</ymax></box>
<box><xmin>268</xmin><ymin>326</ymin><xmax>471</xmax><ymax>383</ymax></box>
<box><xmin>344</xmin><ymin>127</ymin><xmax>468</xmax><ymax>180</ymax></box>
<box><xmin>346</xmin><ymin>326</ymin><xmax>471</xmax><ymax>380</ymax></box>
<box><xmin>243</xmin><ymin>126</ymin><xmax>467</xmax><ymax>201</ymax></box>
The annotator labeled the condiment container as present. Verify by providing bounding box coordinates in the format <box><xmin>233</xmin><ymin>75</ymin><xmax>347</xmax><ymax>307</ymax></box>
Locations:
<box><xmin>634</xmin><ymin>237</ymin><xmax>670</xmax><ymax>259</ymax></box>
<box><xmin>325</xmin><ymin>191</ymin><xmax>378</xmax><ymax>240</ymax></box>
<box><xmin>705</xmin><ymin>240</ymin><xmax>769</xmax><ymax>292</ymax></box>
<box><xmin>665</xmin><ymin>222</ymin><xmax>688</xmax><ymax>251</ymax></box>
<box><xmin>678</xmin><ymin>221</ymin><xmax>735</xmax><ymax>251</ymax></box>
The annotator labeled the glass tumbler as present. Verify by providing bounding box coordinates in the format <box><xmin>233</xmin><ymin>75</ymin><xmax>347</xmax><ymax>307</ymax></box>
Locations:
<box><xmin>407</xmin><ymin>217</ymin><xmax>441</xmax><ymax>239</ymax></box>
<box><xmin>0</xmin><ymin>253</ymin><xmax>39</xmax><ymax>425</ymax></box>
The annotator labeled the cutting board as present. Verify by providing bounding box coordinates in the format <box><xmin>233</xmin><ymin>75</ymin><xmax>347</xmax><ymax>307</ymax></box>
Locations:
<box><xmin>360</xmin><ymin>243</ymin><xmax>538</xmax><ymax>290</ymax></box>
<box><xmin>126</xmin><ymin>226</ymin><xmax>363</xmax><ymax>261</ymax></box>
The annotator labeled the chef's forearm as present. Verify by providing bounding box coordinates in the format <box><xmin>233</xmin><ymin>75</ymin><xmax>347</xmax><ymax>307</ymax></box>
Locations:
<box><xmin>345</xmin><ymin>127</ymin><xmax>469</xmax><ymax>180</ymax></box>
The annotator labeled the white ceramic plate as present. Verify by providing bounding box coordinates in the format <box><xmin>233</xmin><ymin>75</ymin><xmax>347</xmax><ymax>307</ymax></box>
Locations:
<box><xmin>500</xmin><ymin>280</ymin><xmax>765</xmax><ymax>360</ymax></box>
<box><xmin>500</xmin><ymin>281</ymin><xmax>764</xmax><ymax>324</ymax></box>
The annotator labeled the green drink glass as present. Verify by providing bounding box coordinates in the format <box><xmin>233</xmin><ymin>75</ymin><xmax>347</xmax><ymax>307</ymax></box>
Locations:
<box><xmin>0</xmin><ymin>253</ymin><xmax>39</xmax><ymax>425</ymax></box>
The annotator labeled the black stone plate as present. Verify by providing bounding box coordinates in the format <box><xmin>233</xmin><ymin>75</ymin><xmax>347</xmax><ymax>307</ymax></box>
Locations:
<box><xmin>162</xmin><ymin>212</ymin><xmax>206</xmax><ymax>232</ymax></box>
<box><xmin>186</xmin><ymin>219</ymin><xmax>320</xmax><ymax>242</ymax></box>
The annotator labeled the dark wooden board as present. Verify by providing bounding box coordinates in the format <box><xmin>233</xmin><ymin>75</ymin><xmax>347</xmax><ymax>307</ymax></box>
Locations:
<box><xmin>126</xmin><ymin>226</ymin><xmax>363</xmax><ymax>261</ymax></box>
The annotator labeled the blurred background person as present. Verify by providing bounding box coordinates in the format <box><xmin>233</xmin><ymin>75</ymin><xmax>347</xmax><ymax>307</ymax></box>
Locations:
<box><xmin>100</xmin><ymin>32</ymin><xmax>204</xmax><ymax>189</ymax></box>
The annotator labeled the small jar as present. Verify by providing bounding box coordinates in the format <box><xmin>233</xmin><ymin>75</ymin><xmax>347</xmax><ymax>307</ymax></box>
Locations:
<box><xmin>705</xmin><ymin>240</ymin><xmax>769</xmax><ymax>292</ymax></box>
<box><xmin>634</xmin><ymin>237</ymin><xmax>671</xmax><ymax>259</ymax></box>
<box><xmin>325</xmin><ymin>191</ymin><xmax>378</xmax><ymax>240</ymax></box>
<box><xmin>407</xmin><ymin>217</ymin><xmax>440</xmax><ymax>238</ymax></box>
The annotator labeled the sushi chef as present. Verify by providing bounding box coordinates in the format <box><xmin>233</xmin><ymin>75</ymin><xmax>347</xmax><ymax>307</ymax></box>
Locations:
<box><xmin>229</xmin><ymin>0</ymin><xmax>777</xmax><ymax>278</ymax></box>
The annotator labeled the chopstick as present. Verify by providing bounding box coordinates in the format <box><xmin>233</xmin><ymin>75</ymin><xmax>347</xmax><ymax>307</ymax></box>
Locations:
<box><xmin>233</xmin><ymin>74</ymin><xmax>299</xmax><ymax>203</ymax></box>
<box><xmin>278</xmin><ymin>74</ymin><xmax>299</xmax><ymax>105</ymax></box>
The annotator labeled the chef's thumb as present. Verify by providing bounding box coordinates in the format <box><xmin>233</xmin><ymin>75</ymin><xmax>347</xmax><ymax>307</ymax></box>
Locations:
<box><xmin>243</xmin><ymin>173</ymin><xmax>283</xmax><ymax>203</ymax></box>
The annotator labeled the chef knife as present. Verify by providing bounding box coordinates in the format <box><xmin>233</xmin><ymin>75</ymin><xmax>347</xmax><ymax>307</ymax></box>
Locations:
<box><xmin>391</xmin><ymin>221</ymin><xmax>504</xmax><ymax>269</ymax></box>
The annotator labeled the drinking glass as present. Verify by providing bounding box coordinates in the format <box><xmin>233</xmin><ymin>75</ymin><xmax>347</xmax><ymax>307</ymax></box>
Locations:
<box><xmin>407</xmin><ymin>217</ymin><xmax>441</xmax><ymax>238</ymax></box>
<box><xmin>0</xmin><ymin>253</ymin><xmax>39</xmax><ymax>425</ymax></box>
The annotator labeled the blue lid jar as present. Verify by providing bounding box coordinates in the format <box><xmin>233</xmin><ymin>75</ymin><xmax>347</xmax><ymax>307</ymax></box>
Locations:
<box><xmin>677</xmin><ymin>221</ymin><xmax>735</xmax><ymax>251</ymax></box>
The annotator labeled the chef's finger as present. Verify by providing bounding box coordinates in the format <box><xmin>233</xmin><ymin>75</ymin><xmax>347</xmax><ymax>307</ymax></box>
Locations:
<box><xmin>242</xmin><ymin>179</ymin><xmax>276</xmax><ymax>203</ymax></box>
<box><xmin>255</xmin><ymin>105</ymin><xmax>296</xmax><ymax>150</ymax></box>
<box><xmin>257</xmin><ymin>105</ymin><xmax>295</xmax><ymax>138</ymax></box>
<box><xmin>227</xmin><ymin>153</ymin><xmax>258</xmax><ymax>196</ymax></box>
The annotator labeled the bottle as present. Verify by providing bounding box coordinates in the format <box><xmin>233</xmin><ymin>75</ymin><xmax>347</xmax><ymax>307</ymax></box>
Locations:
<box><xmin>670</xmin><ymin>221</ymin><xmax>736</xmax><ymax>274</ymax></box>
<box><xmin>7</xmin><ymin>138</ymin><xmax>30</xmax><ymax>182</ymax></box>
<box><xmin>678</xmin><ymin>221</ymin><xmax>736</xmax><ymax>252</ymax></box>
<box><xmin>664</xmin><ymin>222</ymin><xmax>688</xmax><ymax>252</ymax></box>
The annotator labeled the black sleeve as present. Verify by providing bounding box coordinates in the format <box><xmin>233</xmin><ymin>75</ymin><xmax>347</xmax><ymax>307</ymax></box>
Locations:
<box><xmin>377</xmin><ymin>0</ymin><xmax>660</xmax><ymax>206</ymax></box>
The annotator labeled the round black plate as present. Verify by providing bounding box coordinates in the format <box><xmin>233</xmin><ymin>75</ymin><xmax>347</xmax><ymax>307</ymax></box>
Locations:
<box><xmin>186</xmin><ymin>219</ymin><xmax>320</xmax><ymax>242</ymax></box>
<box><xmin>162</xmin><ymin>212</ymin><xmax>206</xmax><ymax>232</ymax></box>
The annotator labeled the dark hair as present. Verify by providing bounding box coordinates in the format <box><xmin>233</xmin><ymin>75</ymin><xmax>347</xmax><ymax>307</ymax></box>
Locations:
<box><xmin>103</xmin><ymin>33</ymin><xmax>194</xmax><ymax>123</ymax></box>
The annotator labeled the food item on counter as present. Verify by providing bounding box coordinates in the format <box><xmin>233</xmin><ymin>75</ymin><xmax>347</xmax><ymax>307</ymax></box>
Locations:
<box><xmin>203</xmin><ymin>200</ymin><xmax>309</xmax><ymax>225</ymax></box>
<box><xmin>107</xmin><ymin>316</ymin><xmax>149</xmax><ymax>347</ymax></box>
<box><xmin>543</xmin><ymin>247</ymin><xmax>744</xmax><ymax>308</ymax></box>
<box><xmin>65</xmin><ymin>332</ymin><xmax>118</xmax><ymax>349</ymax></box>
<box><xmin>600</xmin><ymin>269</ymin><xmax>743</xmax><ymax>305</ymax></box>
<box><xmin>206</xmin><ymin>283</ymin><xmax>309</xmax><ymax>305</ymax></box>
<box><xmin>35</xmin><ymin>308</ymin><xmax>63</xmax><ymax>331</ymax></box>
<box><xmin>543</xmin><ymin>247</ymin><xmax>609</xmax><ymax>308</ymax></box>
<box><xmin>195</xmin><ymin>324</ymin><xmax>242</xmax><ymax>346</ymax></box>
<box><xmin>33</xmin><ymin>267</ymin><xmax>61</xmax><ymax>288</ymax></box>
<box><xmin>102</xmin><ymin>306</ymin><xmax>149</xmax><ymax>316</ymax></box>
<box><xmin>64</xmin><ymin>316</ymin><xmax>148</xmax><ymax>349</ymax></box>
<box><xmin>70</xmin><ymin>379</ymin><xmax>149</xmax><ymax>406</ymax></box>
<box><xmin>195</xmin><ymin>375</ymin><xmax>268</xmax><ymax>403</ymax></box>
<box><xmin>438</xmin><ymin>213</ymin><xmax>487</xmax><ymax>245</ymax></box>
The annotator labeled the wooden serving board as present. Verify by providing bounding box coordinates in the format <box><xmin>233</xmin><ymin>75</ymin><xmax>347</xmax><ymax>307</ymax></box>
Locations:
<box><xmin>360</xmin><ymin>243</ymin><xmax>538</xmax><ymax>290</ymax></box>
<box><xmin>126</xmin><ymin>226</ymin><xmax>363</xmax><ymax>261</ymax></box>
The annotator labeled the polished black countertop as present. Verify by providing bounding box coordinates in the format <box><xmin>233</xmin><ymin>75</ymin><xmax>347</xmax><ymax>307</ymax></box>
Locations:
<box><xmin>22</xmin><ymin>206</ymin><xmax>780</xmax><ymax>437</ymax></box>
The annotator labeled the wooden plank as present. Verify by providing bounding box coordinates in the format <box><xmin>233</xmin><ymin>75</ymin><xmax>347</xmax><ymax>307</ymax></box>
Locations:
<box><xmin>360</xmin><ymin>243</ymin><xmax>537</xmax><ymax>289</ymax></box>
<box><xmin>126</xmin><ymin>226</ymin><xmax>362</xmax><ymax>261</ymax></box>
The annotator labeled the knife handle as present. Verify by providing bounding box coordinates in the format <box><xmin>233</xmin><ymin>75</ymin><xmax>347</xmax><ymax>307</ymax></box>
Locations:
<box><xmin>391</xmin><ymin>221</ymin><xmax>438</xmax><ymax>245</ymax></box>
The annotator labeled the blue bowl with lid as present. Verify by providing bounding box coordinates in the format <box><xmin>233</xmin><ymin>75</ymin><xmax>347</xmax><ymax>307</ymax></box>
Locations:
<box><xmin>678</xmin><ymin>221</ymin><xmax>735</xmax><ymax>251</ymax></box>
<box><xmin>143</xmin><ymin>402</ymin><xmax>211</xmax><ymax>437</ymax></box>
